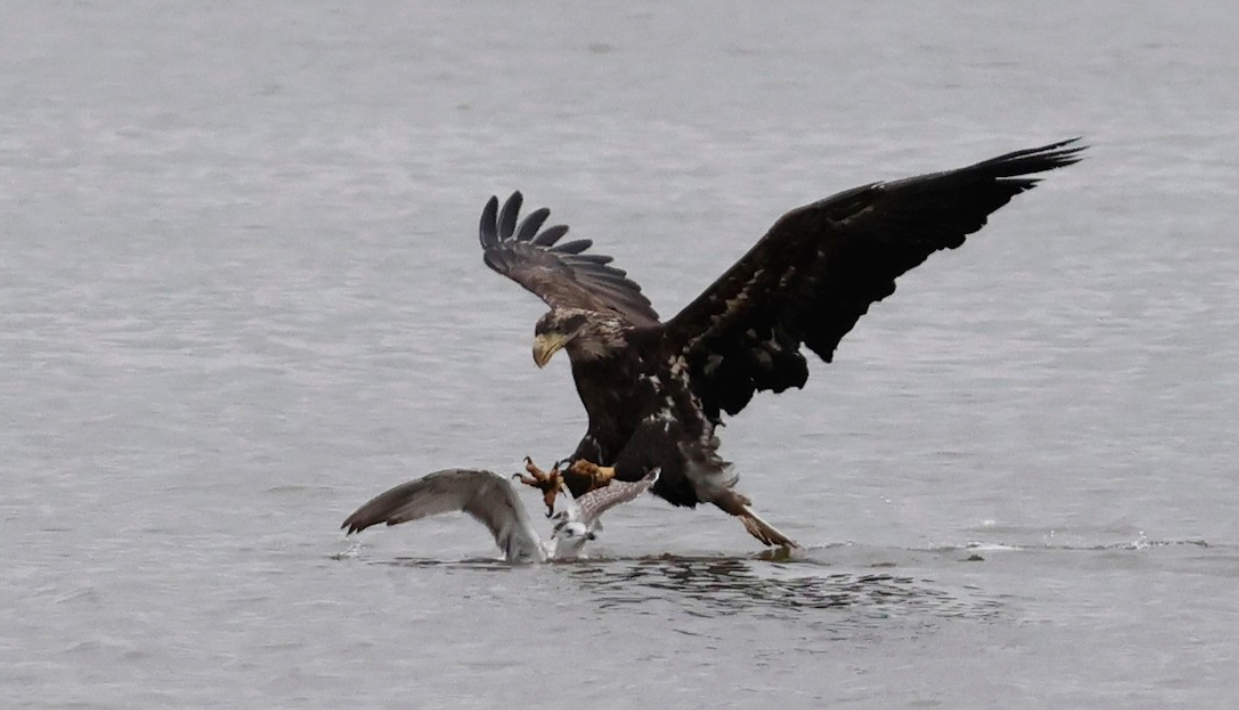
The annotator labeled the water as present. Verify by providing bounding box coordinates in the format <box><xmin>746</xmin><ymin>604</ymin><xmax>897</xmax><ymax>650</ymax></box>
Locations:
<box><xmin>3</xmin><ymin>1</ymin><xmax>1237</xmax><ymax>708</ymax></box>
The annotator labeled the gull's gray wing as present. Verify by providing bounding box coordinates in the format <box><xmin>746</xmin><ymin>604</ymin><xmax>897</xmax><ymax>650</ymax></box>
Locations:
<box><xmin>575</xmin><ymin>468</ymin><xmax>660</xmax><ymax>527</ymax></box>
<box><xmin>341</xmin><ymin>469</ymin><xmax>545</xmax><ymax>562</ymax></box>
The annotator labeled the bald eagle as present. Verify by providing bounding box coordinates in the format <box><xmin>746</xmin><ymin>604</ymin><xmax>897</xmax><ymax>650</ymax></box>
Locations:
<box><xmin>478</xmin><ymin>138</ymin><xmax>1085</xmax><ymax>547</ymax></box>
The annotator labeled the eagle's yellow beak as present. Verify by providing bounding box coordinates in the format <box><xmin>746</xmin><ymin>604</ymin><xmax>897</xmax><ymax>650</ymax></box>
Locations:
<box><xmin>532</xmin><ymin>332</ymin><xmax>569</xmax><ymax>369</ymax></box>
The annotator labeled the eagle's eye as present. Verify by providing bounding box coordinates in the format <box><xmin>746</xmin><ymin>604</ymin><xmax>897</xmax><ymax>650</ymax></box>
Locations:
<box><xmin>560</xmin><ymin>314</ymin><xmax>588</xmax><ymax>334</ymax></box>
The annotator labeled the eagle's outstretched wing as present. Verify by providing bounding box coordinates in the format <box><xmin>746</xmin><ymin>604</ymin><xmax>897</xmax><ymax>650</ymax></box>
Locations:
<box><xmin>479</xmin><ymin>192</ymin><xmax>660</xmax><ymax>326</ymax></box>
<box><xmin>341</xmin><ymin>469</ymin><xmax>545</xmax><ymax>562</ymax></box>
<box><xmin>662</xmin><ymin>138</ymin><xmax>1086</xmax><ymax>421</ymax></box>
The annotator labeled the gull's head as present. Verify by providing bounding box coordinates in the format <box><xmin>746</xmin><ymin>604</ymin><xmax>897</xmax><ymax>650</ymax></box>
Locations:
<box><xmin>550</xmin><ymin>514</ymin><xmax>595</xmax><ymax>558</ymax></box>
<box><xmin>555</xmin><ymin>520</ymin><xmax>592</xmax><ymax>541</ymax></box>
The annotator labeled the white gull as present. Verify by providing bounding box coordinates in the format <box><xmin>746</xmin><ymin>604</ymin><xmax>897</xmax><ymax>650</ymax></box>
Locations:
<box><xmin>341</xmin><ymin>468</ymin><xmax>658</xmax><ymax>562</ymax></box>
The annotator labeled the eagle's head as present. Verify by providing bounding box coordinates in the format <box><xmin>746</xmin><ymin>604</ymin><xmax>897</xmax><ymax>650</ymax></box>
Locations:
<box><xmin>532</xmin><ymin>308</ymin><xmax>626</xmax><ymax>367</ymax></box>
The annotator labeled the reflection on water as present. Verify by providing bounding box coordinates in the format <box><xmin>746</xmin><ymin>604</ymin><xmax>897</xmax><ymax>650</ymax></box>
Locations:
<box><xmin>563</xmin><ymin>556</ymin><xmax>1004</xmax><ymax>623</ymax></box>
<box><xmin>347</xmin><ymin>538</ymin><xmax>1237</xmax><ymax>630</ymax></box>
<box><xmin>349</xmin><ymin>550</ymin><xmax>1002</xmax><ymax>623</ymax></box>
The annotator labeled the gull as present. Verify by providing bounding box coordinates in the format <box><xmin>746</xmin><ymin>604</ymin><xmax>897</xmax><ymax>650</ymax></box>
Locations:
<box><xmin>341</xmin><ymin>467</ymin><xmax>658</xmax><ymax>563</ymax></box>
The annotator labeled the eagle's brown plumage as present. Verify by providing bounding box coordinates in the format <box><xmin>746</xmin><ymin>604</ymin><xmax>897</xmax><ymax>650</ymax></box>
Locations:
<box><xmin>476</xmin><ymin>138</ymin><xmax>1085</xmax><ymax>546</ymax></box>
<box><xmin>479</xmin><ymin>194</ymin><xmax>659</xmax><ymax>326</ymax></box>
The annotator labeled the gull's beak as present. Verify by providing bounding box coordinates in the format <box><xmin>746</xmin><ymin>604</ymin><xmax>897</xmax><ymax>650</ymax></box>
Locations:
<box><xmin>532</xmin><ymin>333</ymin><xmax>569</xmax><ymax>369</ymax></box>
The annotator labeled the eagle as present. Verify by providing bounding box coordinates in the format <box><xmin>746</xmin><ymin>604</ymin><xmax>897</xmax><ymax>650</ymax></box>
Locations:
<box><xmin>478</xmin><ymin>138</ymin><xmax>1085</xmax><ymax>548</ymax></box>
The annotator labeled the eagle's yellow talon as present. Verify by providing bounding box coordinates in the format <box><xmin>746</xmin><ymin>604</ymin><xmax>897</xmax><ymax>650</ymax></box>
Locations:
<box><xmin>515</xmin><ymin>457</ymin><xmax>564</xmax><ymax>516</ymax></box>
<box><xmin>566</xmin><ymin>460</ymin><xmax>616</xmax><ymax>491</ymax></box>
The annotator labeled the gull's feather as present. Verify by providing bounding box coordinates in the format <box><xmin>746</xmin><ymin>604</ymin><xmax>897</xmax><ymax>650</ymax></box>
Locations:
<box><xmin>576</xmin><ymin>468</ymin><xmax>660</xmax><ymax>526</ymax></box>
<box><xmin>341</xmin><ymin>469</ymin><xmax>545</xmax><ymax>562</ymax></box>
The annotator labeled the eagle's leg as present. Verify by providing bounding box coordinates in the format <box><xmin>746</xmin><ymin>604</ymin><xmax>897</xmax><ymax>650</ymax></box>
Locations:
<box><xmin>565</xmin><ymin>459</ymin><xmax>616</xmax><ymax>493</ymax></box>
<box><xmin>512</xmin><ymin>456</ymin><xmax>563</xmax><ymax>517</ymax></box>
<box><xmin>713</xmin><ymin>490</ymin><xmax>798</xmax><ymax>548</ymax></box>
<box><xmin>738</xmin><ymin>513</ymin><xmax>798</xmax><ymax>549</ymax></box>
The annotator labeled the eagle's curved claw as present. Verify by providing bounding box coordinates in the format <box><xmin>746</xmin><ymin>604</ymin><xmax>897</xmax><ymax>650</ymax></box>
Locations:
<box><xmin>513</xmin><ymin>456</ymin><xmax>564</xmax><ymax>517</ymax></box>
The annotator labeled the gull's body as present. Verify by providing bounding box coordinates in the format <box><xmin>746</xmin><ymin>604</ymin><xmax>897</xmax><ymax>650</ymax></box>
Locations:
<box><xmin>341</xmin><ymin>468</ymin><xmax>657</xmax><ymax>562</ymax></box>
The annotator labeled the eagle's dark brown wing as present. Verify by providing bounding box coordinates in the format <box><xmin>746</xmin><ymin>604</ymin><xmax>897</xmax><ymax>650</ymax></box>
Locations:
<box><xmin>662</xmin><ymin>138</ymin><xmax>1085</xmax><ymax>420</ymax></box>
<box><xmin>479</xmin><ymin>192</ymin><xmax>660</xmax><ymax>326</ymax></box>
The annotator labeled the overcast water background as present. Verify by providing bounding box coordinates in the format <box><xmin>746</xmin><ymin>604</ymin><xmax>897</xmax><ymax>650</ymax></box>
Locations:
<box><xmin>3</xmin><ymin>1</ymin><xmax>1238</xmax><ymax>708</ymax></box>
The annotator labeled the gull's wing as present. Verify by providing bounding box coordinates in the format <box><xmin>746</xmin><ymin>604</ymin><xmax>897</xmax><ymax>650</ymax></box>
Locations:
<box><xmin>575</xmin><ymin>468</ymin><xmax>660</xmax><ymax>527</ymax></box>
<box><xmin>341</xmin><ymin>469</ymin><xmax>545</xmax><ymax>562</ymax></box>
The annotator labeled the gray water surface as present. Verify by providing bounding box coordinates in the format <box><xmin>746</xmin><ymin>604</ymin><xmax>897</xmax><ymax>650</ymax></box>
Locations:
<box><xmin>3</xmin><ymin>2</ymin><xmax>1238</xmax><ymax>708</ymax></box>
